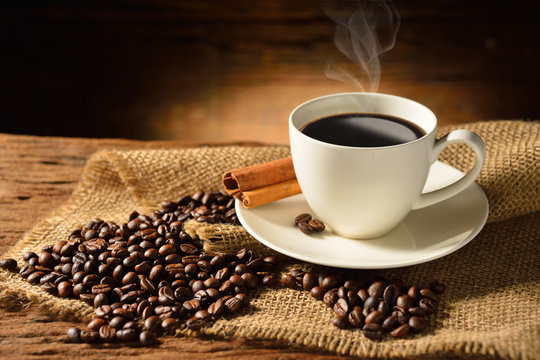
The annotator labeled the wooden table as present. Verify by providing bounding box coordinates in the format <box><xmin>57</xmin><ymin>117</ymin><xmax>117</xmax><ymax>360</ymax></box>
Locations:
<box><xmin>0</xmin><ymin>132</ymin><xmax>496</xmax><ymax>359</ymax></box>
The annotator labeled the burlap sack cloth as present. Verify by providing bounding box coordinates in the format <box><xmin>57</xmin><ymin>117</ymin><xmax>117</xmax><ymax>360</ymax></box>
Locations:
<box><xmin>0</xmin><ymin>120</ymin><xmax>539</xmax><ymax>359</ymax></box>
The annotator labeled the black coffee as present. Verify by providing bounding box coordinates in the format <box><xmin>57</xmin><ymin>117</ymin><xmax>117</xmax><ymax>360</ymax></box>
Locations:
<box><xmin>300</xmin><ymin>113</ymin><xmax>425</xmax><ymax>147</ymax></box>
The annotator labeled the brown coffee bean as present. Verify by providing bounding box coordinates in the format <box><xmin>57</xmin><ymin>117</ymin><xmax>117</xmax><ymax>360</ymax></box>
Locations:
<box><xmin>183</xmin><ymin>299</ymin><xmax>201</xmax><ymax>312</ymax></box>
<box><xmin>0</xmin><ymin>258</ymin><xmax>17</xmax><ymax>271</ymax></box>
<box><xmin>419</xmin><ymin>297</ymin><xmax>437</xmax><ymax>314</ymax></box>
<box><xmin>91</xmin><ymin>283</ymin><xmax>111</xmax><ymax>295</ymax></box>
<box><xmin>38</xmin><ymin>251</ymin><xmax>55</xmax><ymax>268</ymax></box>
<box><xmin>365</xmin><ymin>310</ymin><xmax>384</xmax><ymax>325</ymax></box>
<box><xmin>294</xmin><ymin>213</ymin><xmax>312</xmax><ymax>225</ymax></box>
<box><xmin>358</xmin><ymin>288</ymin><xmax>369</xmax><ymax>302</ymax></box>
<box><xmin>307</xmin><ymin>219</ymin><xmax>325</xmax><ymax>232</ymax></box>
<box><xmin>80</xmin><ymin>330</ymin><xmax>99</xmax><ymax>343</ymax></box>
<box><xmin>323</xmin><ymin>290</ymin><xmax>339</xmax><ymax>307</ymax></box>
<box><xmin>161</xmin><ymin>318</ymin><xmax>177</xmax><ymax>332</ymax></box>
<box><xmin>224</xmin><ymin>297</ymin><xmax>242</xmax><ymax>313</ymax></box>
<box><xmin>99</xmin><ymin>325</ymin><xmax>117</xmax><ymax>342</ymax></box>
<box><xmin>383</xmin><ymin>284</ymin><xmax>400</xmax><ymax>304</ymax></box>
<box><xmin>280</xmin><ymin>273</ymin><xmax>297</xmax><ymax>288</ymax></box>
<box><xmin>408</xmin><ymin>307</ymin><xmax>426</xmax><ymax>317</ymax></box>
<box><xmin>113</xmin><ymin>308</ymin><xmax>135</xmax><ymax>320</ymax></box>
<box><xmin>57</xmin><ymin>281</ymin><xmax>73</xmax><ymax>298</ymax></box>
<box><xmin>363</xmin><ymin>296</ymin><xmax>379</xmax><ymax>313</ymax></box>
<box><xmin>332</xmin><ymin>315</ymin><xmax>349</xmax><ymax>329</ymax></box>
<box><xmin>390</xmin><ymin>323</ymin><xmax>410</xmax><ymax>338</ymax></box>
<box><xmin>407</xmin><ymin>285</ymin><xmax>419</xmax><ymax>300</ymax></box>
<box><xmin>95</xmin><ymin>305</ymin><xmax>113</xmax><ymax>318</ymax></box>
<box><xmin>396</xmin><ymin>295</ymin><xmax>414</xmax><ymax>310</ymax></box>
<box><xmin>348</xmin><ymin>306</ymin><xmax>364</xmax><ymax>328</ymax></box>
<box><xmin>139</xmin><ymin>330</ymin><xmax>158</xmax><ymax>346</ymax></box>
<box><xmin>240</xmin><ymin>273</ymin><xmax>258</xmax><ymax>289</ymax></box>
<box><xmin>23</xmin><ymin>251</ymin><xmax>37</xmax><ymax>262</ymax></box>
<box><xmin>27</xmin><ymin>271</ymin><xmax>45</xmax><ymax>284</ymax></box>
<box><xmin>194</xmin><ymin>309</ymin><xmax>211</xmax><ymax>321</ymax></box>
<box><xmin>367</xmin><ymin>281</ymin><xmax>385</xmax><ymax>299</ymax></box>
<box><xmin>144</xmin><ymin>315</ymin><xmax>162</xmax><ymax>332</ymax></box>
<box><xmin>333</xmin><ymin>298</ymin><xmax>350</xmax><ymax>317</ymax></box>
<box><xmin>186</xmin><ymin>316</ymin><xmax>204</xmax><ymax>331</ymax></box>
<box><xmin>87</xmin><ymin>318</ymin><xmax>107</xmax><ymax>331</ymax></box>
<box><xmin>208</xmin><ymin>300</ymin><xmax>225</xmax><ymax>316</ymax></box>
<box><xmin>117</xmin><ymin>328</ymin><xmax>138</xmax><ymax>342</ymax></box>
<box><xmin>392</xmin><ymin>306</ymin><xmax>409</xmax><ymax>324</ymax></box>
<box><xmin>310</xmin><ymin>286</ymin><xmax>325</xmax><ymax>300</ymax></box>
<box><xmin>262</xmin><ymin>274</ymin><xmax>276</xmax><ymax>286</ymax></box>
<box><xmin>382</xmin><ymin>316</ymin><xmax>398</xmax><ymax>332</ymax></box>
<box><xmin>420</xmin><ymin>288</ymin><xmax>439</xmax><ymax>301</ymax></box>
<box><xmin>302</xmin><ymin>272</ymin><xmax>317</xmax><ymax>291</ymax></box>
<box><xmin>108</xmin><ymin>316</ymin><xmax>128</xmax><ymax>331</ymax></box>
<box><xmin>297</xmin><ymin>221</ymin><xmax>313</xmax><ymax>235</ymax></box>
<box><xmin>67</xmin><ymin>327</ymin><xmax>82</xmax><ymax>343</ymax></box>
<box><xmin>409</xmin><ymin>316</ymin><xmax>429</xmax><ymax>333</ymax></box>
<box><xmin>321</xmin><ymin>275</ymin><xmax>339</xmax><ymax>290</ymax></box>
<box><xmin>362</xmin><ymin>323</ymin><xmax>384</xmax><ymax>340</ymax></box>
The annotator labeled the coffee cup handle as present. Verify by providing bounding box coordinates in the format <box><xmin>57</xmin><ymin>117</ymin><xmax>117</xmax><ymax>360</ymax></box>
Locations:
<box><xmin>412</xmin><ymin>129</ymin><xmax>485</xmax><ymax>209</ymax></box>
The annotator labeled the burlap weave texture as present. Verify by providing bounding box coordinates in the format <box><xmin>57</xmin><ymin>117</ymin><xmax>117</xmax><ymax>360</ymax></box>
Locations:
<box><xmin>0</xmin><ymin>120</ymin><xmax>539</xmax><ymax>359</ymax></box>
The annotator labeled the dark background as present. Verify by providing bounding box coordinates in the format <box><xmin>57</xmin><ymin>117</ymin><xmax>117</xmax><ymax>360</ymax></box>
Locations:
<box><xmin>1</xmin><ymin>0</ymin><xmax>538</xmax><ymax>143</ymax></box>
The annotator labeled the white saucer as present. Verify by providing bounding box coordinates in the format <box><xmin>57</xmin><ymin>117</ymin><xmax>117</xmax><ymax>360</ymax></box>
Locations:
<box><xmin>235</xmin><ymin>161</ymin><xmax>489</xmax><ymax>269</ymax></box>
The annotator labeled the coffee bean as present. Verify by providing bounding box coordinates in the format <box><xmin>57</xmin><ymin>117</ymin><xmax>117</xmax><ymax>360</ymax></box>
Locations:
<box><xmin>362</xmin><ymin>323</ymin><xmax>384</xmax><ymax>340</ymax></box>
<box><xmin>0</xmin><ymin>258</ymin><xmax>17</xmax><ymax>271</ymax></box>
<box><xmin>297</xmin><ymin>222</ymin><xmax>313</xmax><ymax>235</ymax></box>
<box><xmin>321</xmin><ymin>275</ymin><xmax>339</xmax><ymax>290</ymax></box>
<box><xmin>408</xmin><ymin>306</ymin><xmax>426</xmax><ymax>317</ymax></box>
<box><xmin>363</xmin><ymin>296</ymin><xmax>379</xmax><ymax>313</ymax></box>
<box><xmin>117</xmin><ymin>328</ymin><xmax>138</xmax><ymax>342</ymax></box>
<box><xmin>294</xmin><ymin>213</ymin><xmax>311</xmax><ymax>225</ymax></box>
<box><xmin>390</xmin><ymin>323</ymin><xmax>410</xmax><ymax>338</ymax></box>
<box><xmin>139</xmin><ymin>330</ymin><xmax>158</xmax><ymax>346</ymax></box>
<box><xmin>407</xmin><ymin>285</ymin><xmax>419</xmax><ymax>300</ymax></box>
<box><xmin>224</xmin><ymin>297</ymin><xmax>243</xmax><ymax>313</ymax></box>
<box><xmin>298</xmin><ymin>272</ymin><xmax>316</xmax><ymax>291</ymax></box>
<box><xmin>333</xmin><ymin>298</ymin><xmax>350</xmax><ymax>317</ymax></box>
<box><xmin>161</xmin><ymin>318</ymin><xmax>177</xmax><ymax>332</ymax></box>
<box><xmin>95</xmin><ymin>305</ymin><xmax>112</xmax><ymax>318</ymax></box>
<box><xmin>419</xmin><ymin>297</ymin><xmax>437</xmax><ymax>314</ymax></box>
<box><xmin>208</xmin><ymin>300</ymin><xmax>225</xmax><ymax>316</ymax></box>
<box><xmin>323</xmin><ymin>290</ymin><xmax>339</xmax><ymax>307</ymax></box>
<box><xmin>332</xmin><ymin>315</ymin><xmax>349</xmax><ymax>329</ymax></box>
<box><xmin>186</xmin><ymin>316</ymin><xmax>204</xmax><ymax>331</ymax></box>
<box><xmin>113</xmin><ymin>308</ymin><xmax>134</xmax><ymax>320</ymax></box>
<box><xmin>144</xmin><ymin>315</ymin><xmax>162</xmax><ymax>332</ymax></box>
<box><xmin>98</xmin><ymin>325</ymin><xmax>116</xmax><ymax>342</ymax></box>
<box><xmin>262</xmin><ymin>274</ymin><xmax>276</xmax><ymax>286</ymax></box>
<box><xmin>307</xmin><ymin>219</ymin><xmax>325</xmax><ymax>232</ymax></box>
<box><xmin>280</xmin><ymin>273</ymin><xmax>297</xmax><ymax>288</ymax></box>
<box><xmin>382</xmin><ymin>316</ymin><xmax>398</xmax><ymax>332</ymax></box>
<box><xmin>80</xmin><ymin>330</ymin><xmax>100</xmax><ymax>343</ymax></box>
<box><xmin>409</xmin><ymin>316</ymin><xmax>429</xmax><ymax>333</ymax></box>
<box><xmin>23</xmin><ymin>251</ymin><xmax>37</xmax><ymax>262</ymax></box>
<box><xmin>348</xmin><ymin>306</ymin><xmax>364</xmax><ymax>328</ymax></box>
<box><xmin>310</xmin><ymin>286</ymin><xmax>325</xmax><ymax>300</ymax></box>
<box><xmin>27</xmin><ymin>271</ymin><xmax>45</xmax><ymax>284</ymax></box>
<box><xmin>419</xmin><ymin>288</ymin><xmax>439</xmax><ymax>301</ymax></box>
<box><xmin>57</xmin><ymin>281</ymin><xmax>73</xmax><ymax>298</ymax></box>
<box><xmin>183</xmin><ymin>299</ymin><xmax>201</xmax><ymax>312</ymax></box>
<box><xmin>365</xmin><ymin>310</ymin><xmax>384</xmax><ymax>325</ymax></box>
<box><xmin>109</xmin><ymin>316</ymin><xmax>128</xmax><ymax>329</ymax></box>
<box><xmin>396</xmin><ymin>295</ymin><xmax>414</xmax><ymax>310</ymax></box>
<box><xmin>367</xmin><ymin>281</ymin><xmax>384</xmax><ymax>299</ymax></box>
<box><xmin>87</xmin><ymin>318</ymin><xmax>107</xmax><ymax>331</ymax></box>
<box><xmin>383</xmin><ymin>284</ymin><xmax>400</xmax><ymax>304</ymax></box>
<box><xmin>67</xmin><ymin>327</ymin><xmax>82</xmax><ymax>343</ymax></box>
<box><xmin>392</xmin><ymin>306</ymin><xmax>409</xmax><ymax>324</ymax></box>
<box><xmin>38</xmin><ymin>251</ymin><xmax>55</xmax><ymax>268</ymax></box>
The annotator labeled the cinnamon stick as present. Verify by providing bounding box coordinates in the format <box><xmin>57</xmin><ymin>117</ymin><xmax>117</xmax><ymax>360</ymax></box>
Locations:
<box><xmin>222</xmin><ymin>157</ymin><xmax>301</xmax><ymax>208</ymax></box>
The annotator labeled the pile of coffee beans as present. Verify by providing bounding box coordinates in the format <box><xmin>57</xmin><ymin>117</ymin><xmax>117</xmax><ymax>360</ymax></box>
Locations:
<box><xmin>12</xmin><ymin>190</ymin><xmax>278</xmax><ymax>345</ymax></box>
<box><xmin>294</xmin><ymin>213</ymin><xmax>325</xmax><ymax>235</ymax></box>
<box><xmin>281</xmin><ymin>268</ymin><xmax>444</xmax><ymax>340</ymax></box>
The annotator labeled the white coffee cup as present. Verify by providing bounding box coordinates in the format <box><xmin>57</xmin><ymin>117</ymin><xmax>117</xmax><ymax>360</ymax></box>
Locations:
<box><xmin>289</xmin><ymin>92</ymin><xmax>485</xmax><ymax>239</ymax></box>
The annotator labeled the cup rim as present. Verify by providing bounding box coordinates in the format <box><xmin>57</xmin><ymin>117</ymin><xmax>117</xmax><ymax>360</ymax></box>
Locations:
<box><xmin>289</xmin><ymin>92</ymin><xmax>437</xmax><ymax>150</ymax></box>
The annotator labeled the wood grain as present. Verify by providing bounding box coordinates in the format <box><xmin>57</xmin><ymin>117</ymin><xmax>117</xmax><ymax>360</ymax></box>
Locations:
<box><xmin>0</xmin><ymin>133</ymin><xmax>498</xmax><ymax>359</ymax></box>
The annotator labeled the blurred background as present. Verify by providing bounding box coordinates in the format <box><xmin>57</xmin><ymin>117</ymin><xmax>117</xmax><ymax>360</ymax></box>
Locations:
<box><xmin>1</xmin><ymin>0</ymin><xmax>538</xmax><ymax>144</ymax></box>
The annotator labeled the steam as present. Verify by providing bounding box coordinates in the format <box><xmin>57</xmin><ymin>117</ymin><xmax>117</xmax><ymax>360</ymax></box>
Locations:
<box><xmin>321</xmin><ymin>0</ymin><xmax>400</xmax><ymax>92</ymax></box>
